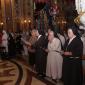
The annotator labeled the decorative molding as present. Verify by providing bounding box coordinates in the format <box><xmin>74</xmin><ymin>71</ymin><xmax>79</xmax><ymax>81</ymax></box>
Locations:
<box><xmin>0</xmin><ymin>0</ymin><xmax>34</xmax><ymax>32</ymax></box>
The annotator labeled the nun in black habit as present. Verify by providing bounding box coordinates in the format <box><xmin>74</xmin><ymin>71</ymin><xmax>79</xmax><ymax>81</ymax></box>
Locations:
<box><xmin>63</xmin><ymin>25</ymin><xmax>83</xmax><ymax>85</ymax></box>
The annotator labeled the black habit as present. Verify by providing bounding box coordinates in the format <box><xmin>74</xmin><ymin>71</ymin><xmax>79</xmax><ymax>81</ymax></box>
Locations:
<box><xmin>63</xmin><ymin>37</ymin><xmax>83</xmax><ymax>85</ymax></box>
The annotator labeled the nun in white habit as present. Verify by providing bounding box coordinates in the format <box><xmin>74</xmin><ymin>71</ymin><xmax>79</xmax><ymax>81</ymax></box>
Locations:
<box><xmin>46</xmin><ymin>30</ymin><xmax>63</xmax><ymax>81</ymax></box>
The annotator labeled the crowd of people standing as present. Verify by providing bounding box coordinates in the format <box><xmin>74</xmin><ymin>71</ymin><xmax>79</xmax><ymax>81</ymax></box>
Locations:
<box><xmin>0</xmin><ymin>29</ymin><xmax>23</xmax><ymax>59</ymax></box>
<box><xmin>22</xmin><ymin>24</ymin><xmax>84</xmax><ymax>85</ymax></box>
<box><xmin>0</xmin><ymin>24</ymin><xmax>84</xmax><ymax>85</ymax></box>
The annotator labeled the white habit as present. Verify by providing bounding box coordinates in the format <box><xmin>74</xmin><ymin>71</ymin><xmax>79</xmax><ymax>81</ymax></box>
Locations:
<box><xmin>46</xmin><ymin>38</ymin><xmax>63</xmax><ymax>79</ymax></box>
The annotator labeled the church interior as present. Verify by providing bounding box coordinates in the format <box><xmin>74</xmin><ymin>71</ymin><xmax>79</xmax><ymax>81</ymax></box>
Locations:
<box><xmin>0</xmin><ymin>0</ymin><xmax>85</xmax><ymax>85</ymax></box>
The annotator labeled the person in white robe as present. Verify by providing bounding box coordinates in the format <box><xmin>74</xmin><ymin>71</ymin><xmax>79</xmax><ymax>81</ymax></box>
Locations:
<box><xmin>2</xmin><ymin>30</ymin><xmax>8</xmax><ymax>53</ymax></box>
<box><xmin>22</xmin><ymin>31</ymin><xmax>29</xmax><ymax>56</ymax></box>
<box><xmin>46</xmin><ymin>31</ymin><xmax>63</xmax><ymax>81</ymax></box>
<box><xmin>80</xmin><ymin>30</ymin><xmax>85</xmax><ymax>55</ymax></box>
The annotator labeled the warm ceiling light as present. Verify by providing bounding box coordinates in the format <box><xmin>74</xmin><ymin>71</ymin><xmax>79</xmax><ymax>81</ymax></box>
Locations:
<box><xmin>0</xmin><ymin>22</ymin><xmax>4</xmax><ymax>25</ymax></box>
<box><xmin>24</xmin><ymin>20</ymin><xmax>27</xmax><ymax>23</ymax></box>
<box><xmin>28</xmin><ymin>20</ymin><xmax>31</xmax><ymax>23</ymax></box>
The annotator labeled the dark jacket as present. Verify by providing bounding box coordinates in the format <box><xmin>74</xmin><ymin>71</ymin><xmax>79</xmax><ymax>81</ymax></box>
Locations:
<box><xmin>64</xmin><ymin>37</ymin><xmax>83</xmax><ymax>58</ymax></box>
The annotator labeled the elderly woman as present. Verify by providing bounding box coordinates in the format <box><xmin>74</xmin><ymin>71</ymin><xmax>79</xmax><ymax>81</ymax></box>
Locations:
<box><xmin>63</xmin><ymin>25</ymin><xmax>83</xmax><ymax>85</ymax></box>
<box><xmin>46</xmin><ymin>30</ymin><xmax>63</xmax><ymax>82</ymax></box>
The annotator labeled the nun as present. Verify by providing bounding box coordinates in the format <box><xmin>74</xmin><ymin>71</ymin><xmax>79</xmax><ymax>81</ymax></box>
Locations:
<box><xmin>63</xmin><ymin>25</ymin><xmax>83</xmax><ymax>85</ymax></box>
<box><xmin>46</xmin><ymin>30</ymin><xmax>63</xmax><ymax>82</ymax></box>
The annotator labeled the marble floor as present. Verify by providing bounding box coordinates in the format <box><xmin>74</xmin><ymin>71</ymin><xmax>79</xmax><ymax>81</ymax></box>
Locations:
<box><xmin>31</xmin><ymin>77</ymin><xmax>46</xmax><ymax>85</ymax></box>
<box><xmin>0</xmin><ymin>57</ymin><xmax>32</xmax><ymax>85</ymax></box>
<box><xmin>0</xmin><ymin>56</ymin><xmax>84</xmax><ymax>85</ymax></box>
